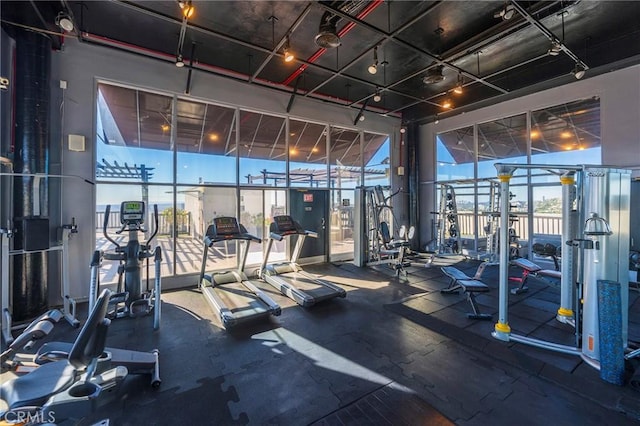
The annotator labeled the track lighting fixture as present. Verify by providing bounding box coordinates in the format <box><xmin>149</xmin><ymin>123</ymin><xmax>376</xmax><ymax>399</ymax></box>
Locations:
<box><xmin>453</xmin><ymin>73</ymin><xmax>464</xmax><ymax>94</ymax></box>
<box><xmin>55</xmin><ymin>11</ymin><xmax>74</xmax><ymax>32</ymax></box>
<box><xmin>178</xmin><ymin>1</ymin><xmax>195</xmax><ymax>18</ymax></box>
<box><xmin>368</xmin><ymin>46</ymin><xmax>379</xmax><ymax>75</ymax></box>
<box><xmin>572</xmin><ymin>63</ymin><xmax>586</xmax><ymax>80</ymax></box>
<box><xmin>423</xmin><ymin>65</ymin><xmax>445</xmax><ymax>84</ymax></box>
<box><xmin>373</xmin><ymin>88</ymin><xmax>381</xmax><ymax>102</ymax></box>
<box><xmin>494</xmin><ymin>3</ymin><xmax>515</xmax><ymax>21</ymax></box>
<box><xmin>441</xmin><ymin>99</ymin><xmax>452</xmax><ymax>109</ymax></box>
<box><xmin>175</xmin><ymin>54</ymin><xmax>185</xmax><ymax>67</ymax></box>
<box><xmin>283</xmin><ymin>36</ymin><xmax>294</xmax><ymax>63</ymax></box>
<box><xmin>548</xmin><ymin>40</ymin><xmax>562</xmax><ymax>56</ymax></box>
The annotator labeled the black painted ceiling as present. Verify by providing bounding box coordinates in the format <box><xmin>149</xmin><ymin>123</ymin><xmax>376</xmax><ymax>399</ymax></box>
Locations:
<box><xmin>2</xmin><ymin>1</ymin><xmax>640</xmax><ymax>124</ymax></box>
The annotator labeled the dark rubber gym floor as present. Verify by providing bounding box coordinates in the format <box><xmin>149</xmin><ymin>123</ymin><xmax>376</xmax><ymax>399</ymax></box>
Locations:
<box><xmin>4</xmin><ymin>257</ymin><xmax>640</xmax><ymax>425</ymax></box>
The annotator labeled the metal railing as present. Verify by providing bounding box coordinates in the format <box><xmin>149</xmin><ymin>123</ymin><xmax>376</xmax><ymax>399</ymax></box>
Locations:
<box><xmin>96</xmin><ymin>211</ymin><xmax>191</xmax><ymax>235</ymax></box>
<box><xmin>455</xmin><ymin>212</ymin><xmax>563</xmax><ymax>240</ymax></box>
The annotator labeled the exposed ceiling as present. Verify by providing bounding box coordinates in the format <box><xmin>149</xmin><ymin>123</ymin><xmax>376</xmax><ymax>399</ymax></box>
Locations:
<box><xmin>2</xmin><ymin>1</ymin><xmax>640</xmax><ymax>125</ymax></box>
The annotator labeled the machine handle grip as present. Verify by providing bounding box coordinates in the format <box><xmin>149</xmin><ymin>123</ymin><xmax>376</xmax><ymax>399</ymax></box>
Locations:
<box><xmin>270</xmin><ymin>232</ymin><xmax>284</xmax><ymax>242</ymax></box>
<box><xmin>103</xmin><ymin>205</ymin><xmax>120</xmax><ymax>248</ymax></box>
<box><xmin>247</xmin><ymin>234</ymin><xmax>262</xmax><ymax>243</ymax></box>
<box><xmin>305</xmin><ymin>231</ymin><xmax>318</xmax><ymax>238</ymax></box>
<box><xmin>147</xmin><ymin>204</ymin><xmax>159</xmax><ymax>243</ymax></box>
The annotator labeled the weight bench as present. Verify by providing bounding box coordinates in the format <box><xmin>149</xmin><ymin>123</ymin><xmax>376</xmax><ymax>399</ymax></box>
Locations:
<box><xmin>440</xmin><ymin>266</ymin><xmax>492</xmax><ymax>320</ymax></box>
<box><xmin>509</xmin><ymin>257</ymin><xmax>561</xmax><ymax>294</ymax></box>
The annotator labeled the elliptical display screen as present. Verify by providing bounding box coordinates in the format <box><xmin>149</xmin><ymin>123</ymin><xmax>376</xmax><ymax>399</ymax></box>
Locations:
<box><xmin>273</xmin><ymin>215</ymin><xmax>297</xmax><ymax>233</ymax></box>
<box><xmin>213</xmin><ymin>217</ymin><xmax>240</xmax><ymax>236</ymax></box>
<box><xmin>121</xmin><ymin>201</ymin><xmax>145</xmax><ymax>224</ymax></box>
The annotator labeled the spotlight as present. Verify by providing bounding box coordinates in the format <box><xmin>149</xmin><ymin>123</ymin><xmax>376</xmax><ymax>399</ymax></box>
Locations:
<box><xmin>315</xmin><ymin>12</ymin><xmax>340</xmax><ymax>48</ymax></box>
<box><xmin>283</xmin><ymin>36</ymin><xmax>294</xmax><ymax>63</ymax></box>
<box><xmin>373</xmin><ymin>88</ymin><xmax>381</xmax><ymax>102</ymax></box>
<box><xmin>55</xmin><ymin>12</ymin><xmax>74</xmax><ymax>32</ymax></box>
<box><xmin>441</xmin><ymin>99</ymin><xmax>452</xmax><ymax>109</ymax></box>
<box><xmin>175</xmin><ymin>54</ymin><xmax>185</xmax><ymax>67</ymax></box>
<box><xmin>179</xmin><ymin>1</ymin><xmax>194</xmax><ymax>18</ymax></box>
<box><xmin>368</xmin><ymin>46</ymin><xmax>379</xmax><ymax>75</ymax></box>
<box><xmin>400</xmin><ymin>127</ymin><xmax>406</xmax><ymax>134</ymax></box>
<box><xmin>453</xmin><ymin>73</ymin><xmax>464</xmax><ymax>94</ymax></box>
<box><xmin>548</xmin><ymin>40</ymin><xmax>562</xmax><ymax>56</ymax></box>
<box><xmin>494</xmin><ymin>3</ymin><xmax>515</xmax><ymax>20</ymax></box>
<box><xmin>359</xmin><ymin>114</ymin><xmax>365</xmax><ymax>122</ymax></box>
<box><xmin>423</xmin><ymin>65</ymin><xmax>445</xmax><ymax>84</ymax></box>
<box><xmin>572</xmin><ymin>63</ymin><xmax>586</xmax><ymax>80</ymax></box>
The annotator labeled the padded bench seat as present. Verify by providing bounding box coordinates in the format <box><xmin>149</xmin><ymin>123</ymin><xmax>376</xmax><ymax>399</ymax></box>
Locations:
<box><xmin>510</xmin><ymin>258</ymin><xmax>561</xmax><ymax>294</ymax></box>
<box><xmin>440</xmin><ymin>266</ymin><xmax>492</xmax><ymax>320</ymax></box>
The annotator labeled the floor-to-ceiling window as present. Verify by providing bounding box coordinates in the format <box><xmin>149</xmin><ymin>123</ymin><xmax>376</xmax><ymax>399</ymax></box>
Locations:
<box><xmin>96</xmin><ymin>82</ymin><xmax>390</xmax><ymax>278</ymax></box>
<box><xmin>434</xmin><ymin>97</ymin><xmax>601</xmax><ymax>258</ymax></box>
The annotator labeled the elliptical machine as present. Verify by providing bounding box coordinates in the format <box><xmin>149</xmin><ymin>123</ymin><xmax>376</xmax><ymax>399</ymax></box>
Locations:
<box><xmin>90</xmin><ymin>201</ymin><xmax>162</xmax><ymax>330</ymax></box>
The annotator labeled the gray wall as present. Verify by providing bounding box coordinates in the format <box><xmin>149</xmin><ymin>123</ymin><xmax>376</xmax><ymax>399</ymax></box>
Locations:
<box><xmin>418</xmin><ymin>64</ymin><xmax>640</xmax><ymax>246</ymax></box>
<box><xmin>51</xmin><ymin>39</ymin><xmax>401</xmax><ymax>300</ymax></box>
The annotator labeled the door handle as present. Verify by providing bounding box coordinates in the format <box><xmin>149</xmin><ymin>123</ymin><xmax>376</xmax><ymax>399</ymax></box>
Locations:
<box><xmin>321</xmin><ymin>217</ymin><xmax>325</xmax><ymax>230</ymax></box>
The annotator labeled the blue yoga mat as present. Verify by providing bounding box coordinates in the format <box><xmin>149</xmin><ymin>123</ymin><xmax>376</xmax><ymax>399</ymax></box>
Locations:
<box><xmin>597</xmin><ymin>280</ymin><xmax>625</xmax><ymax>385</ymax></box>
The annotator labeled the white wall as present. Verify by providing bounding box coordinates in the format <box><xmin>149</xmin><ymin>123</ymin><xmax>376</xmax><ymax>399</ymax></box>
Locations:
<box><xmin>51</xmin><ymin>39</ymin><xmax>401</xmax><ymax>299</ymax></box>
<box><xmin>418</xmin><ymin>64</ymin><xmax>640</xmax><ymax>245</ymax></box>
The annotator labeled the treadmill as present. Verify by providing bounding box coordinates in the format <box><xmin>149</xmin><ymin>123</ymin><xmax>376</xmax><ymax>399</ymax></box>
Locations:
<box><xmin>259</xmin><ymin>215</ymin><xmax>346</xmax><ymax>307</ymax></box>
<box><xmin>199</xmin><ymin>217</ymin><xmax>281</xmax><ymax>328</ymax></box>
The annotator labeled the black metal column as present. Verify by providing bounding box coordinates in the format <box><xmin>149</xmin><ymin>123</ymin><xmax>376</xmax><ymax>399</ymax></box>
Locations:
<box><xmin>12</xmin><ymin>30</ymin><xmax>51</xmax><ymax>321</ymax></box>
<box><xmin>406</xmin><ymin>122</ymin><xmax>420</xmax><ymax>251</ymax></box>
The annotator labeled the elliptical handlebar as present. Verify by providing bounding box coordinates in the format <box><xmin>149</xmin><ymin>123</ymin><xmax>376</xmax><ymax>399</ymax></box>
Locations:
<box><xmin>147</xmin><ymin>204</ymin><xmax>159</xmax><ymax>246</ymax></box>
<box><xmin>385</xmin><ymin>187</ymin><xmax>402</xmax><ymax>203</ymax></box>
<box><xmin>102</xmin><ymin>205</ymin><xmax>121</xmax><ymax>249</ymax></box>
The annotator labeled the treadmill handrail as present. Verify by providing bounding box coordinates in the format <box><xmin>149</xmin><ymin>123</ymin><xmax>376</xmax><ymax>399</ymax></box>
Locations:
<box><xmin>204</xmin><ymin>233</ymin><xmax>261</xmax><ymax>246</ymax></box>
<box><xmin>270</xmin><ymin>229</ymin><xmax>316</xmax><ymax>239</ymax></box>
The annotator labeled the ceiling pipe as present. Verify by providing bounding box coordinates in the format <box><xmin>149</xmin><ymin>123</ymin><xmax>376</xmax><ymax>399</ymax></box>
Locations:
<box><xmin>111</xmin><ymin>0</ymin><xmax>394</xmax><ymax>108</ymax></box>
<box><xmin>79</xmin><ymin>32</ymin><xmax>400</xmax><ymax>117</ymax></box>
<box><xmin>302</xmin><ymin>2</ymin><xmax>442</xmax><ymax>97</ymax></box>
<box><xmin>281</xmin><ymin>0</ymin><xmax>383</xmax><ymax>87</ymax></box>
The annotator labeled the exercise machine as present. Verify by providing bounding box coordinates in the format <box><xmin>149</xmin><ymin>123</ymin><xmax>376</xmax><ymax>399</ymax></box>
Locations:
<box><xmin>199</xmin><ymin>216</ymin><xmax>281</xmax><ymax>329</ymax></box>
<box><xmin>1</xmin><ymin>218</ymin><xmax>80</xmax><ymax>345</ymax></box>
<box><xmin>509</xmin><ymin>243</ymin><xmax>562</xmax><ymax>294</ymax></box>
<box><xmin>492</xmin><ymin>164</ymin><xmax>631</xmax><ymax>373</ymax></box>
<box><xmin>91</xmin><ymin>201</ymin><xmax>162</xmax><ymax>330</ymax></box>
<box><xmin>354</xmin><ymin>185</ymin><xmax>414</xmax><ymax>274</ymax></box>
<box><xmin>434</xmin><ymin>184</ymin><xmax>461</xmax><ymax>255</ymax></box>
<box><xmin>0</xmin><ymin>289</ymin><xmax>158</xmax><ymax>424</ymax></box>
<box><xmin>259</xmin><ymin>215</ymin><xmax>346</xmax><ymax>307</ymax></box>
<box><xmin>0</xmin><ymin>308</ymin><xmax>160</xmax><ymax>387</ymax></box>
<box><xmin>1</xmin><ymin>309</ymin><xmax>63</xmax><ymax>371</ymax></box>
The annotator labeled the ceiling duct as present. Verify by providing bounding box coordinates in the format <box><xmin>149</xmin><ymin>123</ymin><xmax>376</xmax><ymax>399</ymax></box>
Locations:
<box><xmin>423</xmin><ymin>65</ymin><xmax>445</xmax><ymax>84</ymax></box>
<box><xmin>315</xmin><ymin>11</ymin><xmax>341</xmax><ymax>48</ymax></box>
<box><xmin>314</xmin><ymin>1</ymin><xmax>368</xmax><ymax>49</ymax></box>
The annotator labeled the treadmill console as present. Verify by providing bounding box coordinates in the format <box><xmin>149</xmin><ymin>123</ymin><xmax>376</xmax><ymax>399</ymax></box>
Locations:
<box><xmin>271</xmin><ymin>215</ymin><xmax>302</xmax><ymax>235</ymax></box>
<box><xmin>212</xmin><ymin>217</ymin><xmax>241</xmax><ymax>237</ymax></box>
<box><xmin>121</xmin><ymin>201</ymin><xmax>145</xmax><ymax>225</ymax></box>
